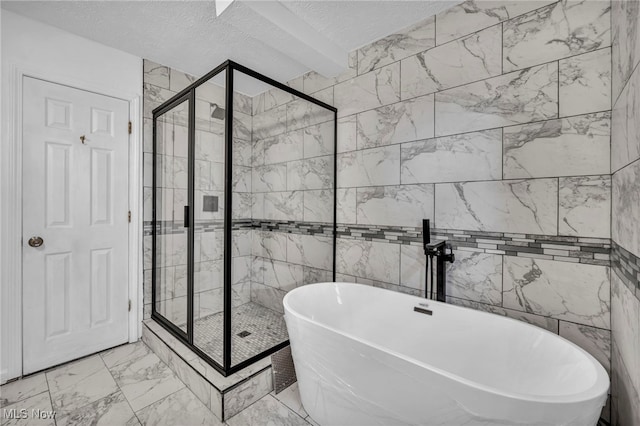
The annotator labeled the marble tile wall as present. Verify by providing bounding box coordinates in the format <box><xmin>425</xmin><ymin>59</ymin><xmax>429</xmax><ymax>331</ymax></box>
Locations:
<box><xmin>611</xmin><ymin>1</ymin><xmax>640</xmax><ymax>423</ymax></box>
<box><xmin>249</xmin><ymin>81</ymin><xmax>335</xmax><ymax>312</ymax></box>
<box><xmin>282</xmin><ymin>0</ymin><xmax>615</xmax><ymax>409</ymax></box>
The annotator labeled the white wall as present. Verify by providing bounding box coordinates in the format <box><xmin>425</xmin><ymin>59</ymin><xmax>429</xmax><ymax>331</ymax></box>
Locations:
<box><xmin>1</xmin><ymin>10</ymin><xmax>143</xmax><ymax>383</ymax></box>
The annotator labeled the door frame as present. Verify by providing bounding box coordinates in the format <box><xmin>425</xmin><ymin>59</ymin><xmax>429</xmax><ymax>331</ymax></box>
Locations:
<box><xmin>1</xmin><ymin>64</ymin><xmax>143</xmax><ymax>383</ymax></box>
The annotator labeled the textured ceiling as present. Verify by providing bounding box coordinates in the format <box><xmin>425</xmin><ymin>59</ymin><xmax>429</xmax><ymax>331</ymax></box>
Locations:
<box><xmin>2</xmin><ymin>0</ymin><xmax>459</xmax><ymax>95</ymax></box>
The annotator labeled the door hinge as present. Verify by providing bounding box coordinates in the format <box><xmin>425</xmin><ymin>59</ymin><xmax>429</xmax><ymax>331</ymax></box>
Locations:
<box><xmin>128</xmin><ymin>300</ymin><xmax>132</xmax><ymax>312</ymax></box>
<box><xmin>128</xmin><ymin>211</ymin><xmax>131</xmax><ymax>222</ymax></box>
<box><xmin>128</xmin><ymin>121</ymin><xmax>132</xmax><ymax>134</ymax></box>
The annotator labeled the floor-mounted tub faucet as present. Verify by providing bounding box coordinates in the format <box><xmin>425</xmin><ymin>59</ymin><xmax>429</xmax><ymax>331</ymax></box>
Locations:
<box><xmin>422</xmin><ymin>219</ymin><xmax>455</xmax><ymax>302</ymax></box>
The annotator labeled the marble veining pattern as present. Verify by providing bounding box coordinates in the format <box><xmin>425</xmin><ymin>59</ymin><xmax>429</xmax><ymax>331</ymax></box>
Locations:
<box><xmin>357</xmin><ymin>16</ymin><xmax>435</xmax><ymax>74</ymax></box>
<box><xmin>227</xmin><ymin>394</ymin><xmax>309</xmax><ymax>426</ymax></box>
<box><xmin>333</xmin><ymin>62</ymin><xmax>400</xmax><ymax>118</ymax></box>
<box><xmin>612</xmin><ymin>159</ymin><xmax>640</xmax><ymax>258</ymax></box>
<box><xmin>559</xmin><ymin>321</ymin><xmax>611</xmax><ymax>374</ymax></box>
<box><xmin>262</xmin><ymin>259</ymin><xmax>304</xmax><ymax>292</ymax></box>
<box><xmin>401</xmin><ymin>24</ymin><xmax>502</xmax><ymax>100</ymax></box>
<box><xmin>336</xmin><ymin>239</ymin><xmax>400</xmax><ymax>284</ymax></box>
<box><xmin>143</xmin><ymin>60</ymin><xmax>170</xmax><ymax>90</ymax></box>
<box><xmin>56</xmin><ymin>391</ymin><xmax>139</xmax><ymax>426</ymax></box>
<box><xmin>0</xmin><ymin>373</ymin><xmax>48</xmax><ymax>408</ymax></box>
<box><xmin>286</xmin><ymin>100</ymin><xmax>333</xmax><ymax>132</ymax></box>
<box><xmin>252</xmin><ymin>230</ymin><xmax>288</xmax><ymax>262</ymax></box>
<box><xmin>302</xmin><ymin>51</ymin><xmax>358</xmax><ymax>95</ymax></box>
<box><xmin>611</xmin><ymin>273</ymin><xmax>640</xmax><ymax>399</ymax></box>
<box><xmin>136</xmin><ymin>388</ymin><xmax>217</xmax><ymax>426</ymax></box>
<box><xmin>447</xmin><ymin>251</ymin><xmax>503</xmax><ymax>305</ymax></box>
<box><xmin>303</xmin><ymin>121</ymin><xmax>334</xmax><ymax>159</ymax></box>
<box><xmin>356</xmin><ymin>95</ymin><xmax>434</xmax><ymax>149</ymax></box>
<box><xmin>337</xmin><ymin>145</ymin><xmax>400</xmax><ymax>188</ymax></box>
<box><xmin>400</xmin><ymin>244</ymin><xmax>427</xmax><ymax>291</ymax></box>
<box><xmin>559</xmin><ymin>48</ymin><xmax>611</xmax><ymax>118</ymax></box>
<box><xmin>1</xmin><ymin>391</ymin><xmax>55</xmax><ymax>426</ymax></box>
<box><xmin>263</xmin><ymin>132</ymin><xmax>304</xmax><ymax>165</ymax></box>
<box><xmin>337</xmin><ymin>116</ymin><xmax>357</xmax><ymax>153</ymax></box>
<box><xmin>109</xmin><ymin>351</ymin><xmax>185</xmax><ymax>411</ymax></box>
<box><xmin>503</xmin><ymin>256</ymin><xmax>610</xmax><ymax>329</ymax></box>
<box><xmin>612</xmin><ymin>0</ymin><xmax>640</xmax><ymax>101</ymax></box>
<box><xmin>224</xmin><ymin>369</ymin><xmax>273</xmax><ymax>419</ymax></box>
<box><xmin>401</xmin><ymin>129</ymin><xmax>502</xmax><ymax>184</ymax></box>
<box><xmin>559</xmin><ymin>175</ymin><xmax>611</xmax><ymax>238</ymax></box>
<box><xmin>447</xmin><ymin>296</ymin><xmax>560</xmax><ymax>333</ymax></box>
<box><xmin>250</xmin><ymin>282</ymin><xmax>286</xmax><ymax>314</ymax></box>
<box><xmin>435</xmin><ymin>179</ymin><xmax>558</xmax><ymax>235</ymax></box>
<box><xmin>356</xmin><ymin>184</ymin><xmax>434</xmax><ymax>227</ymax></box>
<box><xmin>253</xmin><ymin>105</ymin><xmax>287</xmax><ymax>140</ymax></box>
<box><xmin>435</xmin><ymin>0</ymin><xmax>557</xmax><ymax>45</ymax></box>
<box><xmin>611</xmin><ymin>62</ymin><xmax>640</xmax><ymax>172</ymax></box>
<box><xmin>435</xmin><ymin>62</ymin><xmax>559</xmax><ymax>136</ymax></box>
<box><xmin>46</xmin><ymin>355</ymin><xmax>119</xmax><ymax>415</ymax></box>
<box><xmin>503</xmin><ymin>0</ymin><xmax>611</xmax><ymax>72</ymax></box>
<box><xmin>272</xmin><ymin>383</ymin><xmax>308</xmax><ymax>418</ymax></box>
<box><xmin>303</xmin><ymin>190</ymin><xmax>334</xmax><ymax>223</ymax></box>
<box><xmin>337</xmin><ymin>188</ymin><xmax>357</xmax><ymax>224</ymax></box>
<box><xmin>286</xmin><ymin>156</ymin><xmax>334</xmax><ymax>191</ymax></box>
<box><xmin>503</xmin><ymin>112</ymin><xmax>611</xmax><ymax>179</ymax></box>
<box><xmin>263</xmin><ymin>191</ymin><xmax>304</xmax><ymax>222</ymax></box>
<box><xmin>252</xmin><ymin>164</ymin><xmax>287</xmax><ymax>193</ymax></box>
<box><xmin>253</xmin><ymin>87</ymin><xmax>295</xmax><ymax>116</ymax></box>
<box><xmin>287</xmin><ymin>234</ymin><xmax>333</xmax><ymax>271</ymax></box>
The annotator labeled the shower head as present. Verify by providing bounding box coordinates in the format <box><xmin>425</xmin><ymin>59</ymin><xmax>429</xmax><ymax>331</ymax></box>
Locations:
<box><xmin>210</xmin><ymin>103</ymin><xmax>226</xmax><ymax>120</ymax></box>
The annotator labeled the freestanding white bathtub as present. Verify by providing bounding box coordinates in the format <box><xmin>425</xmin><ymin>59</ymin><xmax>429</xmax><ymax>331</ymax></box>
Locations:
<box><xmin>283</xmin><ymin>282</ymin><xmax>609</xmax><ymax>426</ymax></box>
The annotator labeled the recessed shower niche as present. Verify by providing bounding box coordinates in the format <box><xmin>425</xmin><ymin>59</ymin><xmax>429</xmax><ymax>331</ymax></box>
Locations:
<box><xmin>152</xmin><ymin>61</ymin><xmax>337</xmax><ymax>375</ymax></box>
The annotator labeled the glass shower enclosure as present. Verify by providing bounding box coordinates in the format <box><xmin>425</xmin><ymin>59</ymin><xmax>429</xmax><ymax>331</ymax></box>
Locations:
<box><xmin>152</xmin><ymin>61</ymin><xmax>337</xmax><ymax>375</ymax></box>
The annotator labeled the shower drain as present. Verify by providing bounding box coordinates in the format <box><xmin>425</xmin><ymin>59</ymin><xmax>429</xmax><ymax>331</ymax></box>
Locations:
<box><xmin>237</xmin><ymin>330</ymin><xmax>251</xmax><ymax>338</ymax></box>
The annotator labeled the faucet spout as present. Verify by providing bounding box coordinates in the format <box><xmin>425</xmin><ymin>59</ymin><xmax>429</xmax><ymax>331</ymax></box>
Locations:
<box><xmin>422</xmin><ymin>219</ymin><xmax>455</xmax><ymax>302</ymax></box>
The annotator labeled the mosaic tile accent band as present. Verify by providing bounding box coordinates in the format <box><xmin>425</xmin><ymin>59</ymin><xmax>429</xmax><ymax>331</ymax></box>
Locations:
<box><xmin>147</xmin><ymin>218</ymin><xmax>613</xmax><ymax>267</ymax></box>
<box><xmin>144</xmin><ymin>220</ymin><xmax>334</xmax><ymax>237</ymax></box>
<box><xmin>336</xmin><ymin>225</ymin><xmax>611</xmax><ymax>267</ymax></box>
<box><xmin>611</xmin><ymin>240</ymin><xmax>640</xmax><ymax>299</ymax></box>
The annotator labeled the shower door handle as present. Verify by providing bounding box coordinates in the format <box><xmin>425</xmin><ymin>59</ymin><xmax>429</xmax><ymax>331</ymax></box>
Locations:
<box><xmin>184</xmin><ymin>206</ymin><xmax>189</xmax><ymax>228</ymax></box>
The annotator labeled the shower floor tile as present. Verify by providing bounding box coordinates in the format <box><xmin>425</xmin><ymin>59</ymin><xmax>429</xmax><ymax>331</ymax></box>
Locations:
<box><xmin>193</xmin><ymin>302</ymin><xmax>289</xmax><ymax>366</ymax></box>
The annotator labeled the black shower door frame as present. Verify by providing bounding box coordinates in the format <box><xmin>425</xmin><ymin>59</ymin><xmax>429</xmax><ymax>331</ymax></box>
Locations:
<box><xmin>152</xmin><ymin>60</ymin><xmax>338</xmax><ymax>376</ymax></box>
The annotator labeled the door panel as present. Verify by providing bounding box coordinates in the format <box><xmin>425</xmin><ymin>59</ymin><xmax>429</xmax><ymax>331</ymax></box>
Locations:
<box><xmin>154</xmin><ymin>100</ymin><xmax>190</xmax><ymax>333</ymax></box>
<box><xmin>22</xmin><ymin>77</ymin><xmax>130</xmax><ymax>374</ymax></box>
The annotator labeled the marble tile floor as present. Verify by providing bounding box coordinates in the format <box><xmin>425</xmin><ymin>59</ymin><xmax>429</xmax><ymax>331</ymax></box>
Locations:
<box><xmin>0</xmin><ymin>342</ymin><xmax>316</xmax><ymax>426</ymax></box>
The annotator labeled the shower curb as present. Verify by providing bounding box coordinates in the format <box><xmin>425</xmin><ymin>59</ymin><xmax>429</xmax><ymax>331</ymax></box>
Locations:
<box><xmin>142</xmin><ymin>320</ymin><xmax>274</xmax><ymax>421</ymax></box>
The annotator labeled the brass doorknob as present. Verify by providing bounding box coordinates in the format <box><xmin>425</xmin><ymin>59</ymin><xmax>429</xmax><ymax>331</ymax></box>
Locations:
<box><xmin>28</xmin><ymin>236</ymin><xmax>44</xmax><ymax>247</ymax></box>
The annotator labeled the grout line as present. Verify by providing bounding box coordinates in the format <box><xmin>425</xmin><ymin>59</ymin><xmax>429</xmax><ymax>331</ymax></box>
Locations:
<box><xmin>501</xmin><ymin>127</ymin><xmax>505</xmax><ymax>180</ymax></box>
<box><xmin>501</xmin><ymin>256</ymin><xmax>505</xmax><ymax>308</ymax></box>
<box><xmin>337</xmin><ymin>46</ymin><xmax>613</xmax><ymax>122</ymax></box>
<box><xmin>612</xmin><ymin>44</ymin><xmax>640</xmax><ymax>108</ymax></box>
<box><xmin>557</xmin><ymin>59</ymin><xmax>561</xmax><ymax>117</ymax></box>
<box><xmin>557</xmin><ymin>177</ymin><xmax>560</xmax><ymax>236</ymax></box>
<box><xmin>43</xmin><ymin>373</ymin><xmax>56</xmax><ymax>426</ymax></box>
<box><xmin>501</xmin><ymin>22</ymin><xmax>504</xmax><ymax>75</ymax></box>
<box><xmin>334</xmin><ymin>108</ymin><xmax>612</xmax><ymax>157</ymax></box>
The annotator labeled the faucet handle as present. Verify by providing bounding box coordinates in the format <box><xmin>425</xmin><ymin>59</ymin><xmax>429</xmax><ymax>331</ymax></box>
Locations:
<box><xmin>445</xmin><ymin>243</ymin><xmax>455</xmax><ymax>263</ymax></box>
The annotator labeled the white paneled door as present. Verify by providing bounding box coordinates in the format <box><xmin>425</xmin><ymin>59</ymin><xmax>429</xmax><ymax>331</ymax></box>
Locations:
<box><xmin>22</xmin><ymin>77</ymin><xmax>130</xmax><ymax>374</ymax></box>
